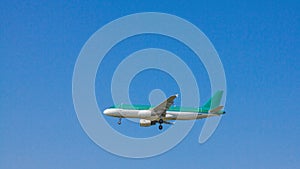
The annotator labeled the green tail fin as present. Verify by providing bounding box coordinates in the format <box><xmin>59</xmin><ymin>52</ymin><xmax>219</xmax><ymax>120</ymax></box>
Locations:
<box><xmin>202</xmin><ymin>90</ymin><xmax>224</xmax><ymax>110</ymax></box>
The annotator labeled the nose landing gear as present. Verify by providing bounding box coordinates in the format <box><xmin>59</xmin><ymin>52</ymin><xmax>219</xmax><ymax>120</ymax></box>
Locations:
<box><xmin>118</xmin><ymin>118</ymin><xmax>122</xmax><ymax>125</ymax></box>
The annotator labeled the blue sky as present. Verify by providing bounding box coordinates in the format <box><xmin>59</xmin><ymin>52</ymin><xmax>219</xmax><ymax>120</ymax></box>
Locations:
<box><xmin>1</xmin><ymin>0</ymin><xmax>299</xmax><ymax>168</ymax></box>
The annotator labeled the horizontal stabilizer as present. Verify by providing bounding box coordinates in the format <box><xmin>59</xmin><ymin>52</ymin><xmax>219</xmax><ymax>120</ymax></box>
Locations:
<box><xmin>209</xmin><ymin>106</ymin><xmax>224</xmax><ymax>113</ymax></box>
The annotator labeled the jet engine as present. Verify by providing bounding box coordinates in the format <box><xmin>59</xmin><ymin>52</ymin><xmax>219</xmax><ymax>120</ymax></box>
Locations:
<box><xmin>140</xmin><ymin>119</ymin><xmax>155</xmax><ymax>127</ymax></box>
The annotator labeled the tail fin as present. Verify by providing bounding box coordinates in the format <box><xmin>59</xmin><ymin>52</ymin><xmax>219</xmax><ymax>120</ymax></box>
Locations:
<box><xmin>202</xmin><ymin>90</ymin><xmax>224</xmax><ymax>110</ymax></box>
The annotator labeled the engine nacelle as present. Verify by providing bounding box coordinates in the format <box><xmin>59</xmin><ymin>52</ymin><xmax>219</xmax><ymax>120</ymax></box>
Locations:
<box><xmin>138</xmin><ymin>110</ymin><xmax>151</xmax><ymax>118</ymax></box>
<box><xmin>140</xmin><ymin>119</ymin><xmax>155</xmax><ymax>127</ymax></box>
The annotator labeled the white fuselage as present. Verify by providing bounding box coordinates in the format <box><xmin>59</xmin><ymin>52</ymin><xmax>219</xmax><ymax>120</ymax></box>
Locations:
<box><xmin>103</xmin><ymin>108</ymin><xmax>217</xmax><ymax>121</ymax></box>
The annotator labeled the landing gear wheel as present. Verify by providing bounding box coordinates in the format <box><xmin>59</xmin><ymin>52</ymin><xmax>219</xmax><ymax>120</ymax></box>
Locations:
<box><xmin>159</xmin><ymin>125</ymin><xmax>163</xmax><ymax>130</ymax></box>
<box><xmin>159</xmin><ymin>119</ymin><xmax>163</xmax><ymax>124</ymax></box>
<box><xmin>118</xmin><ymin>118</ymin><xmax>121</xmax><ymax>125</ymax></box>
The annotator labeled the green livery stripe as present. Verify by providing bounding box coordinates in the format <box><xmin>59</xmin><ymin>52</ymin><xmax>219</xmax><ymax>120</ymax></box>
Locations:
<box><xmin>109</xmin><ymin>90</ymin><xmax>224</xmax><ymax>114</ymax></box>
<box><xmin>109</xmin><ymin>104</ymin><xmax>210</xmax><ymax>113</ymax></box>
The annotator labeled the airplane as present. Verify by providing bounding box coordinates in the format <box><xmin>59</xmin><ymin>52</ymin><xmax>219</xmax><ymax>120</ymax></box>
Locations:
<box><xmin>103</xmin><ymin>90</ymin><xmax>226</xmax><ymax>130</ymax></box>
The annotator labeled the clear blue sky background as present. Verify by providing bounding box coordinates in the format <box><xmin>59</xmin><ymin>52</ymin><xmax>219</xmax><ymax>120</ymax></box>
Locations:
<box><xmin>1</xmin><ymin>1</ymin><xmax>299</xmax><ymax>168</ymax></box>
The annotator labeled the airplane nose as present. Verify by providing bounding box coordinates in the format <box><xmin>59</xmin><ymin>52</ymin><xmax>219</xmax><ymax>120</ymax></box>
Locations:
<box><xmin>103</xmin><ymin>109</ymin><xmax>110</xmax><ymax>115</ymax></box>
<box><xmin>103</xmin><ymin>108</ymin><xmax>120</xmax><ymax>117</ymax></box>
<box><xmin>103</xmin><ymin>109</ymin><xmax>115</xmax><ymax>116</ymax></box>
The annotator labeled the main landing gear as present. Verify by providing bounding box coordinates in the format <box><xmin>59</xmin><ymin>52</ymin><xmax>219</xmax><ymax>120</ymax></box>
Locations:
<box><xmin>118</xmin><ymin>118</ymin><xmax>122</xmax><ymax>125</ymax></box>
<box><xmin>158</xmin><ymin>119</ymin><xmax>164</xmax><ymax>130</ymax></box>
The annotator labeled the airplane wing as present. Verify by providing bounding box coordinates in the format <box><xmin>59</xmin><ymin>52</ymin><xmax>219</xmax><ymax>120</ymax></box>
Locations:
<box><xmin>151</xmin><ymin>94</ymin><xmax>178</xmax><ymax>117</ymax></box>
